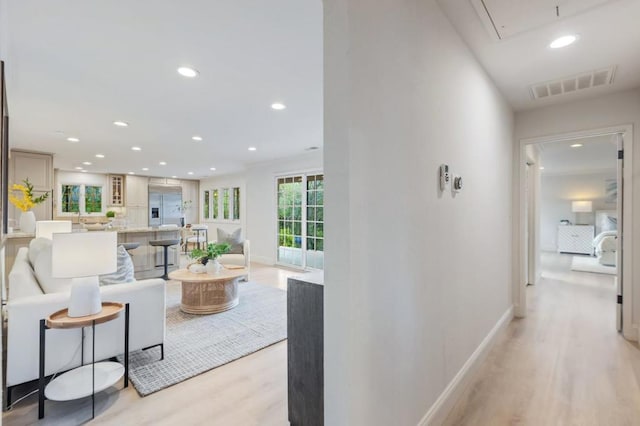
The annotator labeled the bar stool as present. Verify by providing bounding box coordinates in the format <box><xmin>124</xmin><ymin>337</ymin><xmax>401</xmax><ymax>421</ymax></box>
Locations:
<box><xmin>186</xmin><ymin>224</ymin><xmax>208</xmax><ymax>252</ymax></box>
<box><xmin>149</xmin><ymin>239</ymin><xmax>180</xmax><ymax>280</ymax></box>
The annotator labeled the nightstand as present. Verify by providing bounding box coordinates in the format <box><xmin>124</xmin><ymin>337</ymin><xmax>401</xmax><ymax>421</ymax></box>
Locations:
<box><xmin>38</xmin><ymin>302</ymin><xmax>129</xmax><ymax>420</ymax></box>
<box><xmin>557</xmin><ymin>225</ymin><xmax>595</xmax><ymax>255</ymax></box>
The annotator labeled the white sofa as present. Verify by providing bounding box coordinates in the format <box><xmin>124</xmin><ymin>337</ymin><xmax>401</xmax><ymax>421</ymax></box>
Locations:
<box><xmin>6</xmin><ymin>245</ymin><xmax>166</xmax><ymax>394</ymax></box>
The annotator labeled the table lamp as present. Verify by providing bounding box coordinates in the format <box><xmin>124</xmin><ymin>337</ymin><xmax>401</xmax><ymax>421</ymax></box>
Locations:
<box><xmin>572</xmin><ymin>200</ymin><xmax>593</xmax><ymax>225</ymax></box>
<box><xmin>51</xmin><ymin>231</ymin><xmax>117</xmax><ymax>317</ymax></box>
<box><xmin>35</xmin><ymin>220</ymin><xmax>72</xmax><ymax>239</ymax></box>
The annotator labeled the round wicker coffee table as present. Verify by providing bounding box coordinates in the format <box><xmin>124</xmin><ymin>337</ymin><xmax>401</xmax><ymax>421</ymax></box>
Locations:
<box><xmin>168</xmin><ymin>268</ymin><xmax>248</xmax><ymax>314</ymax></box>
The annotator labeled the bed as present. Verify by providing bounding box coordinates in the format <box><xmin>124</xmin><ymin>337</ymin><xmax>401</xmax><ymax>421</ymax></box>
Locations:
<box><xmin>593</xmin><ymin>210</ymin><xmax>618</xmax><ymax>267</ymax></box>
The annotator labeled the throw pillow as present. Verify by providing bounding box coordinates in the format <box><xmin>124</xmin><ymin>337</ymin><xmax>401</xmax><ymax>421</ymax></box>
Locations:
<box><xmin>33</xmin><ymin>242</ymin><xmax>73</xmax><ymax>294</ymax></box>
<box><xmin>29</xmin><ymin>237</ymin><xmax>52</xmax><ymax>266</ymax></box>
<box><xmin>99</xmin><ymin>245</ymin><xmax>135</xmax><ymax>285</ymax></box>
<box><xmin>217</xmin><ymin>228</ymin><xmax>244</xmax><ymax>254</ymax></box>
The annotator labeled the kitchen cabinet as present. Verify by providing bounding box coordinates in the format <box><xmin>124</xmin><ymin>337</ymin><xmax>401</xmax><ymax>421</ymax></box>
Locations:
<box><xmin>180</xmin><ymin>180</ymin><xmax>199</xmax><ymax>225</ymax></box>
<box><xmin>117</xmin><ymin>229</ymin><xmax>180</xmax><ymax>279</ymax></box>
<box><xmin>9</xmin><ymin>150</ymin><xmax>53</xmax><ymax>224</ymax></box>
<box><xmin>125</xmin><ymin>175</ymin><xmax>148</xmax><ymax>207</ymax></box>
<box><xmin>108</xmin><ymin>174</ymin><xmax>125</xmax><ymax>206</ymax></box>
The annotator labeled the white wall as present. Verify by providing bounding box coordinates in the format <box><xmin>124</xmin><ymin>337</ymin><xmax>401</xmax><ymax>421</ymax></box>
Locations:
<box><xmin>540</xmin><ymin>171</ymin><xmax>616</xmax><ymax>251</ymax></box>
<box><xmin>515</xmin><ymin>89</ymin><xmax>640</xmax><ymax>328</ymax></box>
<box><xmin>199</xmin><ymin>151</ymin><xmax>322</xmax><ymax>264</ymax></box>
<box><xmin>324</xmin><ymin>1</ymin><xmax>514</xmax><ymax>424</ymax></box>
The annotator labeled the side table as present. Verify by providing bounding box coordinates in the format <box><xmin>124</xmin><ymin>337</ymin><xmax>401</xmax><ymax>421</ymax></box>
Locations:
<box><xmin>38</xmin><ymin>302</ymin><xmax>129</xmax><ymax>420</ymax></box>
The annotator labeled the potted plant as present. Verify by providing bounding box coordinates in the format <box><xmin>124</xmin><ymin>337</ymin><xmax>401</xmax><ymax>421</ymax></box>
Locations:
<box><xmin>9</xmin><ymin>178</ymin><xmax>50</xmax><ymax>233</ymax></box>
<box><xmin>189</xmin><ymin>242</ymin><xmax>231</xmax><ymax>274</ymax></box>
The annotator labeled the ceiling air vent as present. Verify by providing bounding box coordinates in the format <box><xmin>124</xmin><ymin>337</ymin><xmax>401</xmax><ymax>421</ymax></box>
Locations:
<box><xmin>530</xmin><ymin>66</ymin><xmax>616</xmax><ymax>100</ymax></box>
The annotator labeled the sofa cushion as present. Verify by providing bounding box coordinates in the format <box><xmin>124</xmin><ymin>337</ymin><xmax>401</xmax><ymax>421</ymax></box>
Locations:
<box><xmin>217</xmin><ymin>228</ymin><xmax>244</xmax><ymax>254</ymax></box>
<box><xmin>32</xmin><ymin>242</ymin><xmax>73</xmax><ymax>294</ymax></box>
<box><xmin>219</xmin><ymin>253</ymin><xmax>245</xmax><ymax>266</ymax></box>
<box><xmin>8</xmin><ymin>248</ymin><xmax>44</xmax><ymax>299</ymax></box>
<box><xmin>99</xmin><ymin>245</ymin><xmax>135</xmax><ymax>285</ymax></box>
<box><xmin>28</xmin><ymin>237</ymin><xmax>52</xmax><ymax>267</ymax></box>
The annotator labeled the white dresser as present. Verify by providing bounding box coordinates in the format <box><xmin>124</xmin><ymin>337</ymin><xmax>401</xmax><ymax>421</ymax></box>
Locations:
<box><xmin>557</xmin><ymin>225</ymin><xmax>594</xmax><ymax>255</ymax></box>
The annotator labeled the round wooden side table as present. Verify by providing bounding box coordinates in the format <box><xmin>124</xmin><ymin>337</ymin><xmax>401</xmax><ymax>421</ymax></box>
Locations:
<box><xmin>38</xmin><ymin>302</ymin><xmax>129</xmax><ymax>421</ymax></box>
<box><xmin>169</xmin><ymin>267</ymin><xmax>248</xmax><ymax>314</ymax></box>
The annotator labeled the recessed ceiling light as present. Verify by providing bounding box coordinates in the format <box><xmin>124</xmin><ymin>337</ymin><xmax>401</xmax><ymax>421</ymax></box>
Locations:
<box><xmin>539</xmin><ymin>166</ymin><xmax>545</xmax><ymax>170</ymax></box>
<box><xmin>210</xmin><ymin>167</ymin><xmax>216</xmax><ymax>171</ymax></box>
<box><xmin>171</xmin><ymin>175</ymin><xmax>177</xmax><ymax>178</ymax></box>
<box><xmin>159</xmin><ymin>161</ymin><xmax>167</xmax><ymax>166</ymax></box>
<box><xmin>550</xmin><ymin>35</ymin><xmax>578</xmax><ymax>49</ymax></box>
<box><xmin>187</xmin><ymin>172</ymin><xmax>194</xmax><ymax>175</ymax></box>
<box><xmin>75</xmin><ymin>166</ymin><xmax>83</xmax><ymax>170</ymax></box>
<box><xmin>131</xmin><ymin>146</ymin><xmax>142</xmax><ymax>151</ymax></box>
<box><xmin>142</xmin><ymin>167</ymin><xmax>149</xmax><ymax>171</ymax></box>
<box><xmin>82</xmin><ymin>161</ymin><xmax>92</xmax><ymax>166</ymax></box>
<box><xmin>192</xmin><ymin>136</ymin><xmax>203</xmax><ymax>141</ymax></box>
<box><xmin>571</xmin><ymin>143</ymin><xmax>583</xmax><ymax>148</ymax></box>
<box><xmin>271</xmin><ymin>103</ymin><xmax>286</xmax><ymax>110</ymax></box>
<box><xmin>67</xmin><ymin>137</ymin><xmax>80</xmax><ymax>142</ymax></box>
<box><xmin>128</xmin><ymin>172</ymin><xmax>135</xmax><ymax>175</ymax></box>
<box><xmin>177</xmin><ymin>67</ymin><xmax>199</xmax><ymax>78</ymax></box>
<box><xmin>81</xmin><ymin>170</ymin><xmax>88</xmax><ymax>173</ymax></box>
<box><xmin>95</xmin><ymin>154</ymin><xmax>105</xmax><ymax>158</ymax></box>
<box><xmin>113</xmin><ymin>121</ymin><xmax>129</xmax><ymax>127</ymax></box>
<box><xmin>248</xmin><ymin>147</ymin><xmax>257</xmax><ymax>151</ymax></box>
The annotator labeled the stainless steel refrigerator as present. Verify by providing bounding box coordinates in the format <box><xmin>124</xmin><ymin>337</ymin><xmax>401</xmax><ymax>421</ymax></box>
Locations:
<box><xmin>148</xmin><ymin>185</ymin><xmax>183</xmax><ymax>226</ymax></box>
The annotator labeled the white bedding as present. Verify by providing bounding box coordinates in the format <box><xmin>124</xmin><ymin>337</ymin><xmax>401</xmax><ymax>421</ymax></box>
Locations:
<box><xmin>593</xmin><ymin>231</ymin><xmax>617</xmax><ymax>267</ymax></box>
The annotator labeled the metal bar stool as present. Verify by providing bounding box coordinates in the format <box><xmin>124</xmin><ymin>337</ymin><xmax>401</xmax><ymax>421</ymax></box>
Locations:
<box><xmin>186</xmin><ymin>225</ymin><xmax>208</xmax><ymax>252</ymax></box>
<box><xmin>149</xmin><ymin>239</ymin><xmax>180</xmax><ymax>280</ymax></box>
<box><xmin>121</xmin><ymin>242</ymin><xmax>140</xmax><ymax>255</ymax></box>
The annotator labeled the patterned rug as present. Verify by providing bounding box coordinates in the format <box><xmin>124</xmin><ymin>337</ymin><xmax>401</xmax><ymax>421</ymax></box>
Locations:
<box><xmin>122</xmin><ymin>281</ymin><xmax>287</xmax><ymax>396</ymax></box>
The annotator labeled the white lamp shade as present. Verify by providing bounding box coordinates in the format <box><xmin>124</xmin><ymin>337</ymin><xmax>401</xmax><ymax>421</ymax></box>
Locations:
<box><xmin>35</xmin><ymin>220</ymin><xmax>72</xmax><ymax>239</ymax></box>
<box><xmin>52</xmin><ymin>231</ymin><xmax>118</xmax><ymax>278</ymax></box>
<box><xmin>572</xmin><ymin>201</ymin><xmax>593</xmax><ymax>213</ymax></box>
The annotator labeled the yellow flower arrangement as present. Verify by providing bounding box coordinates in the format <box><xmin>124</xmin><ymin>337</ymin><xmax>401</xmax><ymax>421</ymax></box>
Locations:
<box><xmin>9</xmin><ymin>178</ymin><xmax>50</xmax><ymax>212</ymax></box>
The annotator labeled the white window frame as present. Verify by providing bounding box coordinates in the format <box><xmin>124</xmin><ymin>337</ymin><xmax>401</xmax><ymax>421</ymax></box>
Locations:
<box><xmin>57</xmin><ymin>183</ymin><xmax>106</xmax><ymax>216</ymax></box>
<box><xmin>202</xmin><ymin>186</ymin><xmax>241</xmax><ymax>223</ymax></box>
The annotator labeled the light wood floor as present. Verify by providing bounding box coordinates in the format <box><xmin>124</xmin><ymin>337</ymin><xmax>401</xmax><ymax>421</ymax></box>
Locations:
<box><xmin>3</xmin><ymin>262</ymin><xmax>307</xmax><ymax>426</ymax></box>
<box><xmin>444</xmin><ymin>252</ymin><xmax>640</xmax><ymax>425</ymax></box>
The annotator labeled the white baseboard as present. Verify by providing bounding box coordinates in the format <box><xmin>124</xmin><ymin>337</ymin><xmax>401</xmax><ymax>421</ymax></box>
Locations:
<box><xmin>418</xmin><ymin>306</ymin><xmax>514</xmax><ymax>426</ymax></box>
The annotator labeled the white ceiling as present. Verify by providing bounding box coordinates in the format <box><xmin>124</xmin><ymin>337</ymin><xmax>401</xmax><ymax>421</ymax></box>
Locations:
<box><xmin>1</xmin><ymin>0</ymin><xmax>323</xmax><ymax>178</ymax></box>
<box><xmin>538</xmin><ymin>134</ymin><xmax>618</xmax><ymax>174</ymax></box>
<box><xmin>438</xmin><ymin>0</ymin><xmax>640</xmax><ymax>110</ymax></box>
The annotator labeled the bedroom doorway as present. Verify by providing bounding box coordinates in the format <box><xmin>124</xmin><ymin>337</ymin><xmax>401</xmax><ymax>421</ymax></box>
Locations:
<box><xmin>518</xmin><ymin>125</ymin><xmax>633</xmax><ymax>338</ymax></box>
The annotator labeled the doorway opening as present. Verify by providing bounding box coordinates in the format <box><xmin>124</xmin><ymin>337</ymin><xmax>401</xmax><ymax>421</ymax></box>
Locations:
<box><xmin>276</xmin><ymin>173</ymin><xmax>324</xmax><ymax>270</ymax></box>
<box><xmin>518</xmin><ymin>125</ymin><xmax>633</xmax><ymax>339</ymax></box>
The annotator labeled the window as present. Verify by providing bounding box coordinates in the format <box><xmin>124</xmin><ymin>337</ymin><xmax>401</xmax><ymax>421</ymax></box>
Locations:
<box><xmin>203</xmin><ymin>190</ymin><xmax>210</xmax><ymax>219</ymax></box>
<box><xmin>61</xmin><ymin>184</ymin><xmax>80</xmax><ymax>213</ymax></box>
<box><xmin>203</xmin><ymin>187</ymin><xmax>239</xmax><ymax>221</ymax></box>
<box><xmin>59</xmin><ymin>184</ymin><xmax>104</xmax><ymax>215</ymax></box>
<box><xmin>85</xmin><ymin>186</ymin><xmax>103</xmax><ymax>213</ymax></box>
<box><xmin>212</xmin><ymin>189</ymin><xmax>219</xmax><ymax>219</ymax></box>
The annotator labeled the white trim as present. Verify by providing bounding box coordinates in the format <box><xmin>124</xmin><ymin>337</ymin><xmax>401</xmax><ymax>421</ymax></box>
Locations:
<box><xmin>516</xmin><ymin>124</ymin><xmax>634</xmax><ymax>340</ymax></box>
<box><xmin>418</xmin><ymin>306</ymin><xmax>514</xmax><ymax>426</ymax></box>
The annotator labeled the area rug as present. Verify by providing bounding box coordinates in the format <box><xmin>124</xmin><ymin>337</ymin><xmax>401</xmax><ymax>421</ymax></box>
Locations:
<box><xmin>571</xmin><ymin>256</ymin><xmax>616</xmax><ymax>275</ymax></box>
<box><xmin>122</xmin><ymin>281</ymin><xmax>287</xmax><ymax>396</ymax></box>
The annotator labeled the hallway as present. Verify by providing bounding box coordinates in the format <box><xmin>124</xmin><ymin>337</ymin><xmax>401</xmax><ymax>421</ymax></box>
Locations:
<box><xmin>444</xmin><ymin>252</ymin><xmax>640</xmax><ymax>425</ymax></box>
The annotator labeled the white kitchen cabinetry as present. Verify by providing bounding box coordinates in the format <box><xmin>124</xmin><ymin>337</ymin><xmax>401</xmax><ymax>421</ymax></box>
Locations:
<box><xmin>125</xmin><ymin>176</ymin><xmax>148</xmax><ymax>227</ymax></box>
<box><xmin>108</xmin><ymin>174</ymin><xmax>125</xmax><ymax>206</ymax></box>
<box><xmin>557</xmin><ymin>225</ymin><xmax>594</xmax><ymax>255</ymax></box>
<box><xmin>181</xmin><ymin>180</ymin><xmax>199</xmax><ymax>225</ymax></box>
<box><xmin>9</xmin><ymin>150</ymin><xmax>53</xmax><ymax>223</ymax></box>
